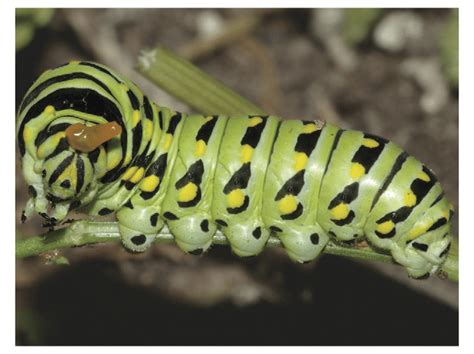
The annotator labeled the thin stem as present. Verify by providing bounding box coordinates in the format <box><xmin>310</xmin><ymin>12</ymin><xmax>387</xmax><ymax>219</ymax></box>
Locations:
<box><xmin>136</xmin><ymin>46</ymin><xmax>265</xmax><ymax>116</ymax></box>
<box><xmin>15</xmin><ymin>221</ymin><xmax>457</xmax><ymax>282</ymax></box>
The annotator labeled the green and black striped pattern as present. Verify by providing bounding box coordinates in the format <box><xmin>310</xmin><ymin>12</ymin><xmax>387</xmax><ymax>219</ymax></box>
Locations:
<box><xmin>17</xmin><ymin>61</ymin><xmax>454</xmax><ymax>278</ymax></box>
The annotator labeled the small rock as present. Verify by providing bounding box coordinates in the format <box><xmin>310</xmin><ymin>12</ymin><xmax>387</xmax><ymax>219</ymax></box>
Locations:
<box><xmin>195</xmin><ymin>10</ymin><xmax>224</xmax><ymax>39</ymax></box>
<box><xmin>374</xmin><ymin>11</ymin><xmax>424</xmax><ymax>53</ymax></box>
<box><xmin>311</xmin><ymin>9</ymin><xmax>358</xmax><ymax>71</ymax></box>
<box><xmin>400</xmin><ymin>57</ymin><xmax>449</xmax><ymax>114</ymax></box>
<box><xmin>311</xmin><ymin>8</ymin><xmax>344</xmax><ymax>38</ymax></box>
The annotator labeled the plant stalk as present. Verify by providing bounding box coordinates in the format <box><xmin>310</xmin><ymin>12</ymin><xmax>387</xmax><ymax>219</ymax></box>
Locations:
<box><xmin>15</xmin><ymin>220</ymin><xmax>458</xmax><ymax>282</ymax></box>
<box><xmin>137</xmin><ymin>46</ymin><xmax>265</xmax><ymax>116</ymax></box>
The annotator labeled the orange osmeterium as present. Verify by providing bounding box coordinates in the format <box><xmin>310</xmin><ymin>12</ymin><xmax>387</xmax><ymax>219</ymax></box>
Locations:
<box><xmin>65</xmin><ymin>121</ymin><xmax>122</xmax><ymax>152</ymax></box>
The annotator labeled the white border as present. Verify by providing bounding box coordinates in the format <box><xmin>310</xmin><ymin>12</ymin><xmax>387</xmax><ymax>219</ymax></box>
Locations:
<box><xmin>3</xmin><ymin>0</ymin><xmax>470</xmax><ymax>353</ymax></box>
<box><xmin>11</xmin><ymin>0</ymin><xmax>464</xmax><ymax>9</ymax></box>
<box><xmin>1</xmin><ymin>0</ymin><xmax>16</xmax><ymax>351</ymax></box>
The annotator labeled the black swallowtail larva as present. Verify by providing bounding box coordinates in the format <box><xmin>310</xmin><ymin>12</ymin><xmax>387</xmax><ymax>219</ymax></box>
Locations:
<box><xmin>17</xmin><ymin>61</ymin><xmax>454</xmax><ymax>278</ymax></box>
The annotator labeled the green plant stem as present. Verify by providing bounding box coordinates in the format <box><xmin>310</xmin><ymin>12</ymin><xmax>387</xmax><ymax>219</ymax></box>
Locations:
<box><xmin>16</xmin><ymin>221</ymin><xmax>389</xmax><ymax>261</ymax></box>
<box><xmin>15</xmin><ymin>221</ymin><xmax>458</xmax><ymax>281</ymax></box>
<box><xmin>137</xmin><ymin>46</ymin><xmax>265</xmax><ymax>116</ymax></box>
<box><xmin>16</xmin><ymin>46</ymin><xmax>458</xmax><ymax>283</ymax></box>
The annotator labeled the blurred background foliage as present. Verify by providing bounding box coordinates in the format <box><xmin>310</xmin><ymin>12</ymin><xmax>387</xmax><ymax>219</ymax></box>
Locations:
<box><xmin>439</xmin><ymin>9</ymin><xmax>459</xmax><ymax>88</ymax></box>
<box><xmin>16</xmin><ymin>8</ymin><xmax>458</xmax><ymax>345</ymax></box>
<box><xmin>342</xmin><ymin>8</ymin><xmax>383</xmax><ymax>46</ymax></box>
<box><xmin>15</xmin><ymin>8</ymin><xmax>54</xmax><ymax>51</ymax></box>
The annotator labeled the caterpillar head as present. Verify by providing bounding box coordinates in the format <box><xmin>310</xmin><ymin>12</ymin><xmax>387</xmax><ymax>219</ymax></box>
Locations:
<box><xmin>20</xmin><ymin>120</ymin><xmax>122</xmax><ymax>224</ymax></box>
<box><xmin>42</xmin><ymin>149</ymin><xmax>93</xmax><ymax>203</ymax></box>
<box><xmin>17</xmin><ymin>61</ymin><xmax>137</xmax><ymax>226</ymax></box>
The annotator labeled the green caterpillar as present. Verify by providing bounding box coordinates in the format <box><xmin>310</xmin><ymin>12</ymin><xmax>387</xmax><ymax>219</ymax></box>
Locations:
<box><xmin>17</xmin><ymin>61</ymin><xmax>454</xmax><ymax>278</ymax></box>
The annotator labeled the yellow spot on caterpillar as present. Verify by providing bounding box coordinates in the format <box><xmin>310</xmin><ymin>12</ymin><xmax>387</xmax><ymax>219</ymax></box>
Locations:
<box><xmin>195</xmin><ymin>139</ymin><xmax>207</xmax><ymax>157</ymax></box>
<box><xmin>404</xmin><ymin>191</ymin><xmax>417</xmax><ymax>207</ymax></box>
<box><xmin>122</xmin><ymin>166</ymin><xmax>138</xmax><ymax>181</ymax></box>
<box><xmin>58</xmin><ymin>162</ymin><xmax>77</xmax><ymax>190</ymax></box>
<box><xmin>204</xmin><ymin>116</ymin><xmax>214</xmax><ymax>122</ymax></box>
<box><xmin>362</xmin><ymin>138</ymin><xmax>379</xmax><ymax>148</ymax></box>
<box><xmin>37</xmin><ymin>145</ymin><xmax>48</xmax><ymax>159</ymax></box>
<box><xmin>143</xmin><ymin>119</ymin><xmax>153</xmax><ymax>142</ymax></box>
<box><xmin>124</xmin><ymin>152</ymin><xmax>133</xmax><ymax>165</ymax></box>
<box><xmin>377</xmin><ymin>220</ymin><xmax>395</xmax><ymax>234</ymax></box>
<box><xmin>294</xmin><ymin>152</ymin><xmax>308</xmax><ymax>171</ymax></box>
<box><xmin>23</xmin><ymin>126</ymin><xmax>33</xmax><ymax>143</ymax></box>
<box><xmin>350</xmin><ymin>162</ymin><xmax>365</xmax><ymax>180</ymax></box>
<box><xmin>178</xmin><ymin>182</ymin><xmax>198</xmax><ymax>202</ymax></box>
<box><xmin>227</xmin><ymin>189</ymin><xmax>245</xmax><ymax>208</ymax></box>
<box><xmin>417</xmin><ymin>171</ymin><xmax>431</xmax><ymax>182</ymax></box>
<box><xmin>70</xmin><ymin>163</ymin><xmax>78</xmax><ymax>189</ymax></box>
<box><xmin>163</xmin><ymin>133</ymin><xmax>173</xmax><ymax>150</ymax></box>
<box><xmin>37</xmin><ymin>132</ymin><xmax>66</xmax><ymax>159</ymax></box>
<box><xmin>140</xmin><ymin>175</ymin><xmax>160</xmax><ymax>192</ymax></box>
<box><xmin>44</xmin><ymin>105</ymin><xmax>55</xmax><ymax>115</ymax></box>
<box><xmin>69</xmin><ymin>60</ymin><xmax>80</xmax><ymax>65</ymax></box>
<box><xmin>279</xmin><ymin>195</ymin><xmax>298</xmax><ymax>215</ymax></box>
<box><xmin>106</xmin><ymin>152</ymin><xmax>121</xmax><ymax>170</ymax></box>
<box><xmin>249</xmin><ymin>117</ymin><xmax>262</xmax><ymax>127</ymax></box>
<box><xmin>129</xmin><ymin>167</ymin><xmax>145</xmax><ymax>183</ymax></box>
<box><xmin>442</xmin><ymin>209</ymin><xmax>450</xmax><ymax>220</ymax></box>
<box><xmin>132</xmin><ymin>110</ymin><xmax>141</xmax><ymax>127</ymax></box>
<box><xmin>408</xmin><ymin>224</ymin><xmax>428</xmax><ymax>239</ymax></box>
<box><xmin>302</xmin><ymin>123</ymin><xmax>317</xmax><ymax>134</ymax></box>
<box><xmin>331</xmin><ymin>203</ymin><xmax>350</xmax><ymax>220</ymax></box>
<box><xmin>241</xmin><ymin>144</ymin><xmax>254</xmax><ymax>163</ymax></box>
<box><xmin>57</xmin><ymin>166</ymin><xmax>70</xmax><ymax>182</ymax></box>
<box><xmin>120</xmin><ymin>83</ymin><xmax>129</xmax><ymax>92</ymax></box>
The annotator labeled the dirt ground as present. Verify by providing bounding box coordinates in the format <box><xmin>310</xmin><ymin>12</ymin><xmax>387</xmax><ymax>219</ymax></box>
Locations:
<box><xmin>16</xmin><ymin>8</ymin><xmax>458</xmax><ymax>345</ymax></box>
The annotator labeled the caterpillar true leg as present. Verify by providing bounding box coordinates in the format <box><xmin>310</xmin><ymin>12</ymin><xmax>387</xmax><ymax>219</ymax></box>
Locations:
<box><xmin>17</xmin><ymin>61</ymin><xmax>454</xmax><ymax>278</ymax></box>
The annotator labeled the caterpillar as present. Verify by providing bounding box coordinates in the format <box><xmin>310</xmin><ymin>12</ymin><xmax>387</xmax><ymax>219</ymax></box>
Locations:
<box><xmin>17</xmin><ymin>61</ymin><xmax>454</xmax><ymax>278</ymax></box>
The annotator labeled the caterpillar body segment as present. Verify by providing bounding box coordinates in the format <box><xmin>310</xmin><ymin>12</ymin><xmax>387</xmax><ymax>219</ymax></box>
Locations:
<box><xmin>116</xmin><ymin>108</ymin><xmax>185</xmax><ymax>251</ymax></box>
<box><xmin>161</xmin><ymin>114</ymin><xmax>228</xmax><ymax>254</ymax></box>
<box><xmin>17</xmin><ymin>61</ymin><xmax>454</xmax><ymax>278</ymax></box>
<box><xmin>211</xmin><ymin>115</ymin><xmax>279</xmax><ymax>257</ymax></box>
<box><xmin>262</xmin><ymin>120</ymin><xmax>333</xmax><ymax>262</ymax></box>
